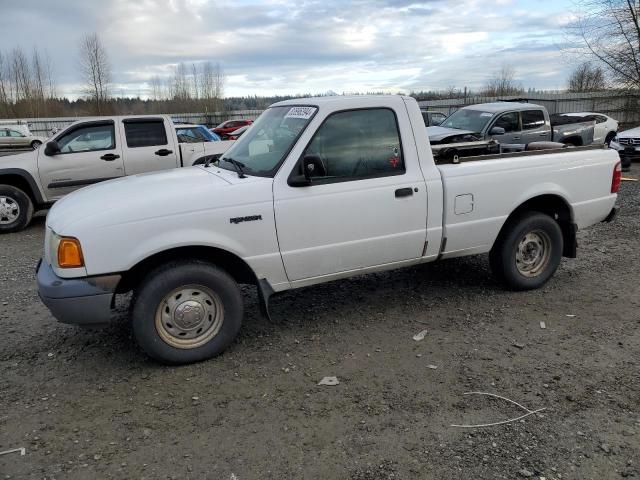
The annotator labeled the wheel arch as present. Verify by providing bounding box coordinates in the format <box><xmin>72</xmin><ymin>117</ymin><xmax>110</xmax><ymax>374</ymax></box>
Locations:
<box><xmin>495</xmin><ymin>193</ymin><xmax>576</xmax><ymax>258</ymax></box>
<box><xmin>116</xmin><ymin>245</ymin><xmax>259</xmax><ymax>294</ymax></box>
<box><xmin>0</xmin><ymin>168</ymin><xmax>45</xmax><ymax>206</ymax></box>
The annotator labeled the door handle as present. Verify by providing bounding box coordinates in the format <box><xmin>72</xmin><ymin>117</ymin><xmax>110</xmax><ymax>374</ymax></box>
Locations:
<box><xmin>513</xmin><ymin>136</ymin><xmax>521</xmax><ymax>140</ymax></box>
<box><xmin>100</xmin><ymin>153</ymin><xmax>120</xmax><ymax>161</ymax></box>
<box><xmin>155</xmin><ymin>149</ymin><xmax>173</xmax><ymax>156</ymax></box>
<box><xmin>395</xmin><ymin>187</ymin><xmax>413</xmax><ymax>198</ymax></box>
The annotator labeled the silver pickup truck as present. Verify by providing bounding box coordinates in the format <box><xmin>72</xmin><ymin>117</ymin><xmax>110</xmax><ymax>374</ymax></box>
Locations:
<box><xmin>0</xmin><ymin>115</ymin><xmax>234</xmax><ymax>233</ymax></box>
<box><xmin>428</xmin><ymin>102</ymin><xmax>595</xmax><ymax>151</ymax></box>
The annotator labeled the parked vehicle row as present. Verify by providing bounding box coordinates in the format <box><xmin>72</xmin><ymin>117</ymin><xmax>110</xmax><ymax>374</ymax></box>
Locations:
<box><xmin>421</xmin><ymin>105</ymin><xmax>622</xmax><ymax>162</ymax></box>
<box><xmin>212</xmin><ymin>119</ymin><xmax>253</xmax><ymax>139</ymax></box>
<box><xmin>0</xmin><ymin>115</ymin><xmax>234</xmax><ymax>233</ymax></box>
<box><xmin>0</xmin><ymin>125</ymin><xmax>48</xmax><ymax>150</ymax></box>
<box><xmin>35</xmin><ymin>95</ymin><xmax>620</xmax><ymax>364</ymax></box>
<box><xmin>428</xmin><ymin>102</ymin><xmax>596</xmax><ymax>153</ymax></box>
<box><xmin>175</xmin><ymin>123</ymin><xmax>221</xmax><ymax>143</ymax></box>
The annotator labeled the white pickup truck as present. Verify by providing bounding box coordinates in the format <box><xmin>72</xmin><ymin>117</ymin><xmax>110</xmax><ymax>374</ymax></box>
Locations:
<box><xmin>36</xmin><ymin>96</ymin><xmax>620</xmax><ymax>364</ymax></box>
<box><xmin>0</xmin><ymin>115</ymin><xmax>233</xmax><ymax>232</ymax></box>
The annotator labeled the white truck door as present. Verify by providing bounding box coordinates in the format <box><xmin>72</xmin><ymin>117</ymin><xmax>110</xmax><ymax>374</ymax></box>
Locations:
<box><xmin>273</xmin><ymin>107</ymin><xmax>428</xmax><ymax>283</ymax></box>
<box><xmin>37</xmin><ymin>120</ymin><xmax>125</xmax><ymax>201</ymax></box>
<box><xmin>120</xmin><ymin>117</ymin><xmax>179</xmax><ymax>175</ymax></box>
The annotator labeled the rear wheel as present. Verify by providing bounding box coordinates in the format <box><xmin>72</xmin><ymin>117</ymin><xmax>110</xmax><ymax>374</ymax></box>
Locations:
<box><xmin>131</xmin><ymin>261</ymin><xmax>243</xmax><ymax>364</ymax></box>
<box><xmin>0</xmin><ymin>185</ymin><xmax>34</xmax><ymax>233</ymax></box>
<box><xmin>31</xmin><ymin>140</ymin><xmax>42</xmax><ymax>149</ymax></box>
<box><xmin>490</xmin><ymin>212</ymin><xmax>563</xmax><ymax>290</ymax></box>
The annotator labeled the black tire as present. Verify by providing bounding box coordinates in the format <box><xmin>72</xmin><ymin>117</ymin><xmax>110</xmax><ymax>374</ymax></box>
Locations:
<box><xmin>131</xmin><ymin>261</ymin><xmax>243</xmax><ymax>364</ymax></box>
<box><xmin>0</xmin><ymin>184</ymin><xmax>34</xmax><ymax>233</ymax></box>
<box><xmin>31</xmin><ymin>140</ymin><xmax>42</xmax><ymax>149</ymax></box>
<box><xmin>604</xmin><ymin>132</ymin><xmax>616</xmax><ymax>147</ymax></box>
<box><xmin>489</xmin><ymin>212</ymin><xmax>563</xmax><ymax>291</ymax></box>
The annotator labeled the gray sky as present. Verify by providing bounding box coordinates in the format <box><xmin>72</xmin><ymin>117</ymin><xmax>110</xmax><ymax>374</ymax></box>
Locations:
<box><xmin>0</xmin><ymin>0</ymin><xmax>580</xmax><ymax>98</ymax></box>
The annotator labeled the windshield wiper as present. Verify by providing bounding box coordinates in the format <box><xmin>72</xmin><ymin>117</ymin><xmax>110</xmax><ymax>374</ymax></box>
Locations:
<box><xmin>221</xmin><ymin>157</ymin><xmax>247</xmax><ymax>178</ymax></box>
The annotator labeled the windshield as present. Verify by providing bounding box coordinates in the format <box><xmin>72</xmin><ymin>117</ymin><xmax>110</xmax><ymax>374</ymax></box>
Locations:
<box><xmin>440</xmin><ymin>109</ymin><xmax>494</xmax><ymax>133</ymax></box>
<box><xmin>217</xmin><ymin>105</ymin><xmax>317</xmax><ymax>177</ymax></box>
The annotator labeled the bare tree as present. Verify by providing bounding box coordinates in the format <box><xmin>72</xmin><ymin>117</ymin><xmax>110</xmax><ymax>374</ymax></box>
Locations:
<box><xmin>0</xmin><ymin>51</ymin><xmax>9</xmax><ymax>116</ymax></box>
<box><xmin>567</xmin><ymin>62</ymin><xmax>608</xmax><ymax>91</ymax></box>
<box><xmin>567</xmin><ymin>0</ymin><xmax>640</xmax><ymax>90</ymax></box>
<box><xmin>171</xmin><ymin>62</ymin><xmax>190</xmax><ymax>102</ymax></box>
<box><xmin>191</xmin><ymin>63</ymin><xmax>199</xmax><ymax>100</ymax></box>
<box><xmin>482</xmin><ymin>64</ymin><xmax>524</xmax><ymax>96</ymax></box>
<box><xmin>149</xmin><ymin>75</ymin><xmax>164</xmax><ymax>101</ymax></box>
<box><xmin>78</xmin><ymin>33</ymin><xmax>111</xmax><ymax>115</ymax></box>
<box><xmin>10</xmin><ymin>47</ymin><xmax>32</xmax><ymax>104</ymax></box>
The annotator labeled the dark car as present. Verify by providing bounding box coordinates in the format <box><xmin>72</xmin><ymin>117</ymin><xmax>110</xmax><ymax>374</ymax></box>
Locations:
<box><xmin>212</xmin><ymin>119</ymin><xmax>253</xmax><ymax>138</ymax></box>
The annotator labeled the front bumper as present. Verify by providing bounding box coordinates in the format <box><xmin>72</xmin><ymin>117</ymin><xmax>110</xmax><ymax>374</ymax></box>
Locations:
<box><xmin>36</xmin><ymin>259</ymin><xmax>121</xmax><ymax>326</ymax></box>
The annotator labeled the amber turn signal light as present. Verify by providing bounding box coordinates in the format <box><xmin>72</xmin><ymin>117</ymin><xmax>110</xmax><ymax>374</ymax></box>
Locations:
<box><xmin>58</xmin><ymin>237</ymin><xmax>84</xmax><ymax>268</ymax></box>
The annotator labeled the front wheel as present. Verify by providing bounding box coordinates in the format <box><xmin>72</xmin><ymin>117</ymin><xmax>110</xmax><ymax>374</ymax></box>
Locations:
<box><xmin>31</xmin><ymin>140</ymin><xmax>42</xmax><ymax>149</ymax></box>
<box><xmin>490</xmin><ymin>212</ymin><xmax>563</xmax><ymax>290</ymax></box>
<box><xmin>132</xmin><ymin>261</ymin><xmax>243</xmax><ymax>364</ymax></box>
<box><xmin>0</xmin><ymin>185</ymin><xmax>34</xmax><ymax>233</ymax></box>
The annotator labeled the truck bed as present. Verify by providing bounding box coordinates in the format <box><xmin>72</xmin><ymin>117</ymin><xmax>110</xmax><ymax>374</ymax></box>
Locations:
<box><xmin>434</xmin><ymin>144</ymin><xmax>618</xmax><ymax>258</ymax></box>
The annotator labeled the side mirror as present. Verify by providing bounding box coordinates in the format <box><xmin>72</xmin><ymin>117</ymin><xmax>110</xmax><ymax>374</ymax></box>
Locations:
<box><xmin>490</xmin><ymin>126</ymin><xmax>506</xmax><ymax>136</ymax></box>
<box><xmin>44</xmin><ymin>140</ymin><xmax>60</xmax><ymax>156</ymax></box>
<box><xmin>289</xmin><ymin>154</ymin><xmax>326</xmax><ymax>187</ymax></box>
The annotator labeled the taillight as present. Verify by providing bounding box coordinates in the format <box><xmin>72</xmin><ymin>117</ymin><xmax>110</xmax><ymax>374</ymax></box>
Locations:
<box><xmin>611</xmin><ymin>161</ymin><xmax>621</xmax><ymax>193</ymax></box>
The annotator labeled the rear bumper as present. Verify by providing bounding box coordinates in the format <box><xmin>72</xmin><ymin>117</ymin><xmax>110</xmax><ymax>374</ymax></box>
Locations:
<box><xmin>36</xmin><ymin>259</ymin><xmax>121</xmax><ymax>326</ymax></box>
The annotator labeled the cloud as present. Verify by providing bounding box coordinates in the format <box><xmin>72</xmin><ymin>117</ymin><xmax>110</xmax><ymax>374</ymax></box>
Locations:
<box><xmin>0</xmin><ymin>0</ymin><xmax>575</xmax><ymax>97</ymax></box>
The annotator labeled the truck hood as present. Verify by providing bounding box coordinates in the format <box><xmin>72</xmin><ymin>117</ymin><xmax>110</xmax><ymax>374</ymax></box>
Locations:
<box><xmin>47</xmin><ymin>165</ymin><xmax>269</xmax><ymax>233</ymax></box>
<box><xmin>426</xmin><ymin>126</ymin><xmax>476</xmax><ymax>141</ymax></box>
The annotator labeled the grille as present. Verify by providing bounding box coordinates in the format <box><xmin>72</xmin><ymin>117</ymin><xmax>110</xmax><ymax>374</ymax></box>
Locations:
<box><xmin>618</xmin><ymin>137</ymin><xmax>640</xmax><ymax>145</ymax></box>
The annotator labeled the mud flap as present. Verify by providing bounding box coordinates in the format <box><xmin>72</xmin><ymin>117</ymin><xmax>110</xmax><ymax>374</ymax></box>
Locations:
<box><xmin>257</xmin><ymin>279</ymin><xmax>275</xmax><ymax>322</ymax></box>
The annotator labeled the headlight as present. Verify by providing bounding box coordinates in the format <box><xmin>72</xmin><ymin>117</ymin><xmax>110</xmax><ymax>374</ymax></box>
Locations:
<box><xmin>614</xmin><ymin>135</ymin><xmax>619</xmax><ymax>142</ymax></box>
<box><xmin>51</xmin><ymin>232</ymin><xmax>85</xmax><ymax>268</ymax></box>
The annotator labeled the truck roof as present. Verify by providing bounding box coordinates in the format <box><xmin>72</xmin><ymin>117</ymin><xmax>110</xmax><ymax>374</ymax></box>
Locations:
<box><xmin>462</xmin><ymin>102</ymin><xmax>544</xmax><ymax>112</ymax></box>
<box><xmin>271</xmin><ymin>94</ymin><xmax>412</xmax><ymax>108</ymax></box>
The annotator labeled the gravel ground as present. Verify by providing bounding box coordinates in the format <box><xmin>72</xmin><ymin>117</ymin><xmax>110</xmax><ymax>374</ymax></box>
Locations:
<box><xmin>1</xmin><ymin>165</ymin><xmax>639</xmax><ymax>480</ymax></box>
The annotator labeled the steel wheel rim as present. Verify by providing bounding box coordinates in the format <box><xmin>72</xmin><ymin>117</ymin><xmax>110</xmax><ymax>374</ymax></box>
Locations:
<box><xmin>515</xmin><ymin>229</ymin><xmax>551</xmax><ymax>277</ymax></box>
<box><xmin>154</xmin><ymin>284</ymin><xmax>224</xmax><ymax>349</ymax></box>
<box><xmin>0</xmin><ymin>196</ymin><xmax>20</xmax><ymax>225</ymax></box>
<box><xmin>32</xmin><ymin>142</ymin><xmax>41</xmax><ymax>149</ymax></box>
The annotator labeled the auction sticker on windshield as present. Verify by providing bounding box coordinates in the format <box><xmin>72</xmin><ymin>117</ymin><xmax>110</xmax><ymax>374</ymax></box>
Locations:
<box><xmin>285</xmin><ymin>107</ymin><xmax>317</xmax><ymax>119</ymax></box>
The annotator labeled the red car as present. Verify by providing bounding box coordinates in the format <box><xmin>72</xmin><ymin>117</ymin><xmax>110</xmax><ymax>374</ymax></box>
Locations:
<box><xmin>212</xmin><ymin>119</ymin><xmax>253</xmax><ymax>138</ymax></box>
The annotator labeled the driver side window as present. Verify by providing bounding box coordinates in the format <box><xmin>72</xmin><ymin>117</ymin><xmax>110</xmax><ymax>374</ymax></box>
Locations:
<box><xmin>57</xmin><ymin>123</ymin><xmax>115</xmax><ymax>154</ymax></box>
<box><xmin>493</xmin><ymin>112</ymin><xmax>520</xmax><ymax>133</ymax></box>
<box><xmin>300</xmin><ymin>108</ymin><xmax>404</xmax><ymax>183</ymax></box>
